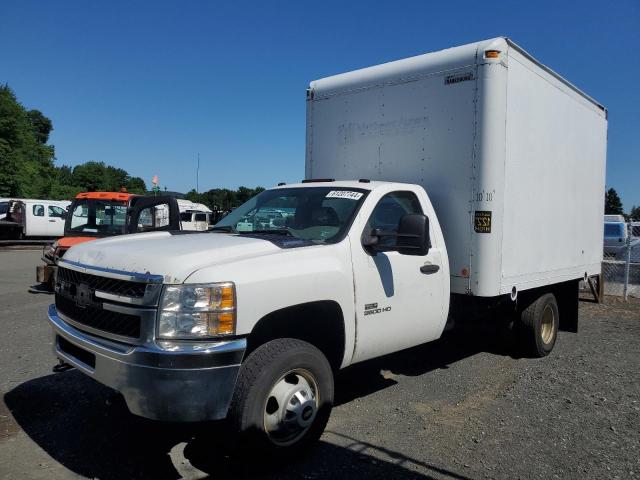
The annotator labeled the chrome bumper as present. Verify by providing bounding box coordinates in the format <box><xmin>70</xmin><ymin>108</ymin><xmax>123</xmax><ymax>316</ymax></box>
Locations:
<box><xmin>48</xmin><ymin>304</ymin><xmax>245</xmax><ymax>422</ymax></box>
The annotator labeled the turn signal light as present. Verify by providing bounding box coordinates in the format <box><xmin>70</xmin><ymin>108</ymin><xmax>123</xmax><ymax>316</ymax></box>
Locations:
<box><xmin>217</xmin><ymin>312</ymin><xmax>235</xmax><ymax>335</ymax></box>
<box><xmin>219</xmin><ymin>285</ymin><xmax>235</xmax><ymax>310</ymax></box>
<box><xmin>485</xmin><ymin>50</ymin><xmax>501</xmax><ymax>59</ymax></box>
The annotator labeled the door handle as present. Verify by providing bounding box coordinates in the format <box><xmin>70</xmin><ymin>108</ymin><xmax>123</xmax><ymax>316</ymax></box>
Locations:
<box><xmin>49</xmin><ymin>219</ymin><xmax>56</xmax><ymax>222</ymax></box>
<box><xmin>420</xmin><ymin>263</ymin><xmax>440</xmax><ymax>274</ymax></box>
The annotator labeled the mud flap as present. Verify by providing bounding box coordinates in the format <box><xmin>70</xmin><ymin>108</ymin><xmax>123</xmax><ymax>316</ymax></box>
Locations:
<box><xmin>557</xmin><ymin>280</ymin><xmax>579</xmax><ymax>333</ymax></box>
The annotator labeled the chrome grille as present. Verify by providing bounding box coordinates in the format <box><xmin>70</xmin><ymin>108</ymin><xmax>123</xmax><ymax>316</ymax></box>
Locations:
<box><xmin>57</xmin><ymin>267</ymin><xmax>147</xmax><ymax>298</ymax></box>
<box><xmin>55</xmin><ymin>295</ymin><xmax>142</xmax><ymax>339</ymax></box>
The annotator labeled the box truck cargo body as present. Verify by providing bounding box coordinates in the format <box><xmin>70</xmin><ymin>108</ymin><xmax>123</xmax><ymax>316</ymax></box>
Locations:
<box><xmin>306</xmin><ymin>37</ymin><xmax>607</xmax><ymax>297</ymax></box>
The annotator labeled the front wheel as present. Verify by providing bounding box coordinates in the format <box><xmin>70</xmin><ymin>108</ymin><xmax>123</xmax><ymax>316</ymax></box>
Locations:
<box><xmin>228</xmin><ymin>338</ymin><xmax>334</xmax><ymax>454</ymax></box>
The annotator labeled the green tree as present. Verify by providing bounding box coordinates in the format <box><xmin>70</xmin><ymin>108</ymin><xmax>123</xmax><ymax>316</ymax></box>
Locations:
<box><xmin>630</xmin><ymin>206</ymin><xmax>640</xmax><ymax>222</ymax></box>
<box><xmin>186</xmin><ymin>186</ymin><xmax>264</xmax><ymax>211</ymax></box>
<box><xmin>27</xmin><ymin>110</ymin><xmax>53</xmax><ymax>144</ymax></box>
<box><xmin>72</xmin><ymin>161</ymin><xmax>108</xmax><ymax>191</ymax></box>
<box><xmin>126</xmin><ymin>176</ymin><xmax>147</xmax><ymax>194</ymax></box>
<box><xmin>0</xmin><ymin>85</ymin><xmax>56</xmax><ymax>197</ymax></box>
<box><xmin>605</xmin><ymin>188</ymin><xmax>624</xmax><ymax>215</ymax></box>
<box><xmin>104</xmin><ymin>165</ymin><xmax>129</xmax><ymax>191</ymax></box>
<box><xmin>57</xmin><ymin>165</ymin><xmax>74</xmax><ymax>186</ymax></box>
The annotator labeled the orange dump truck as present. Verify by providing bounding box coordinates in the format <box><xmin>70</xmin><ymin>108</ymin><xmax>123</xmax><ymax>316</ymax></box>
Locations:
<box><xmin>36</xmin><ymin>191</ymin><xmax>180</xmax><ymax>290</ymax></box>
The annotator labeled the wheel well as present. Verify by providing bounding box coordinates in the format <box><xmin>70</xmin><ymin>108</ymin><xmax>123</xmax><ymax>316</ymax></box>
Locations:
<box><xmin>246</xmin><ymin>301</ymin><xmax>346</xmax><ymax>371</ymax></box>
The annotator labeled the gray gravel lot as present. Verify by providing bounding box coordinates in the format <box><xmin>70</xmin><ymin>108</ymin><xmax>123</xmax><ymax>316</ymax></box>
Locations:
<box><xmin>1</xmin><ymin>249</ymin><xmax>639</xmax><ymax>479</ymax></box>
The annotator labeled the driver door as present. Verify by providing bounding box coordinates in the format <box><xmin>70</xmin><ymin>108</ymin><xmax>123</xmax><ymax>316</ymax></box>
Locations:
<box><xmin>128</xmin><ymin>196</ymin><xmax>181</xmax><ymax>233</ymax></box>
<box><xmin>350</xmin><ymin>190</ymin><xmax>446</xmax><ymax>363</ymax></box>
<box><xmin>46</xmin><ymin>205</ymin><xmax>66</xmax><ymax>237</ymax></box>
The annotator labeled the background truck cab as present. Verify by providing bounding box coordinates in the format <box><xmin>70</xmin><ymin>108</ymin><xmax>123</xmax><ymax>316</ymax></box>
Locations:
<box><xmin>1</xmin><ymin>199</ymin><xmax>70</xmax><ymax>239</ymax></box>
<box><xmin>35</xmin><ymin>192</ymin><xmax>180</xmax><ymax>290</ymax></box>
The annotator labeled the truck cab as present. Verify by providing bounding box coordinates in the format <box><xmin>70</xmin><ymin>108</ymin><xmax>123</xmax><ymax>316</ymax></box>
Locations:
<box><xmin>2</xmin><ymin>199</ymin><xmax>71</xmax><ymax>238</ymax></box>
<box><xmin>48</xmin><ymin>180</ymin><xmax>448</xmax><ymax>451</ymax></box>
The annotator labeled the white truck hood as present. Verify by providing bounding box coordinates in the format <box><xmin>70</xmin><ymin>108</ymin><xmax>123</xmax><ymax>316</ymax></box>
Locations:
<box><xmin>61</xmin><ymin>231</ymin><xmax>283</xmax><ymax>284</ymax></box>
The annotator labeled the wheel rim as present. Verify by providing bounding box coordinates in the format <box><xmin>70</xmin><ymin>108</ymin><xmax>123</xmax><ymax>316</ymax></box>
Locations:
<box><xmin>263</xmin><ymin>368</ymin><xmax>319</xmax><ymax>446</ymax></box>
<box><xmin>540</xmin><ymin>305</ymin><xmax>555</xmax><ymax>344</ymax></box>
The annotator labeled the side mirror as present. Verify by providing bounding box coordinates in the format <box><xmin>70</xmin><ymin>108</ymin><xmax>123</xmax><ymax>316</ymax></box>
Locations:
<box><xmin>362</xmin><ymin>213</ymin><xmax>430</xmax><ymax>256</ymax></box>
<box><xmin>397</xmin><ymin>213</ymin><xmax>430</xmax><ymax>256</ymax></box>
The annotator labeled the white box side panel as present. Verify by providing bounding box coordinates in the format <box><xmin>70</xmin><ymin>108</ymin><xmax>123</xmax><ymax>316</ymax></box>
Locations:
<box><xmin>306</xmin><ymin>69</ymin><xmax>477</xmax><ymax>294</ymax></box>
<box><xmin>468</xmin><ymin>61</ymin><xmax>509</xmax><ymax>297</ymax></box>
<box><xmin>500</xmin><ymin>50</ymin><xmax>607</xmax><ymax>293</ymax></box>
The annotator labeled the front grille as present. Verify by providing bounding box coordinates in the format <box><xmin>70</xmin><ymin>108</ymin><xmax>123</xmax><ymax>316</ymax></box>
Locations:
<box><xmin>55</xmin><ymin>295</ymin><xmax>142</xmax><ymax>339</ymax></box>
<box><xmin>57</xmin><ymin>267</ymin><xmax>147</xmax><ymax>298</ymax></box>
<box><xmin>57</xmin><ymin>336</ymin><xmax>96</xmax><ymax>368</ymax></box>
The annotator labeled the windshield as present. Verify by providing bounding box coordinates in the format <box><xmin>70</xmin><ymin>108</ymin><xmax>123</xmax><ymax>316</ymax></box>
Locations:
<box><xmin>604</xmin><ymin>222</ymin><xmax>625</xmax><ymax>238</ymax></box>
<box><xmin>214</xmin><ymin>187</ymin><xmax>368</xmax><ymax>244</ymax></box>
<box><xmin>65</xmin><ymin>199</ymin><xmax>128</xmax><ymax>236</ymax></box>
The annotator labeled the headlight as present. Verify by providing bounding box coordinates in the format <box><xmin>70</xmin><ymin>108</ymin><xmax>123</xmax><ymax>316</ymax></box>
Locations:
<box><xmin>157</xmin><ymin>283</ymin><xmax>236</xmax><ymax>339</ymax></box>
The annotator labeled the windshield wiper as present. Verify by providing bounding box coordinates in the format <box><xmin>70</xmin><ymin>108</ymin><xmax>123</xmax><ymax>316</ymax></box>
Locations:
<box><xmin>240</xmin><ymin>229</ymin><xmax>293</xmax><ymax>236</ymax></box>
<box><xmin>211</xmin><ymin>225</ymin><xmax>235</xmax><ymax>232</ymax></box>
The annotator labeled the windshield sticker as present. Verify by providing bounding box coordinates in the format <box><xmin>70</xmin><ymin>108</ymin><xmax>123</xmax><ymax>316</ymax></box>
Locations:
<box><xmin>326</xmin><ymin>191</ymin><xmax>363</xmax><ymax>200</ymax></box>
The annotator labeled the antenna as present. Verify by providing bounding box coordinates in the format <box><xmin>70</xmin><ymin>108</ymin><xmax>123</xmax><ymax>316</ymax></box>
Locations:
<box><xmin>196</xmin><ymin>153</ymin><xmax>200</xmax><ymax>193</ymax></box>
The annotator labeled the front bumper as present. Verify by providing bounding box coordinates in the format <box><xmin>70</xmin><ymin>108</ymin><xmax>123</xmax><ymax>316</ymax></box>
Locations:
<box><xmin>48</xmin><ymin>304</ymin><xmax>245</xmax><ymax>422</ymax></box>
<box><xmin>36</xmin><ymin>262</ymin><xmax>56</xmax><ymax>284</ymax></box>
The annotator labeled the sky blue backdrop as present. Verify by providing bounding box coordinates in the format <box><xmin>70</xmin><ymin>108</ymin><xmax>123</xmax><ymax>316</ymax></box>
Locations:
<box><xmin>2</xmin><ymin>1</ymin><xmax>638</xmax><ymax>208</ymax></box>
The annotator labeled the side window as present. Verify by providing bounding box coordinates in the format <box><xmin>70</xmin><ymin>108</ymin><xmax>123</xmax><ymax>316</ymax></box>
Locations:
<box><xmin>33</xmin><ymin>204</ymin><xmax>45</xmax><ymax>217</ymax></box>
<box><xmin>366</xmin><ymin>191</ymin><xmax>423</xmax><ymax>246</ymax></box>
<box><xmin>137</xmin><ymin>203</ymin><xmax>171</xmax><ymax>231</ymax></box>
<box><xmin>48</xmin><ymin>206</ymin><xmax>65</xmax><ymax>218</ymax></box>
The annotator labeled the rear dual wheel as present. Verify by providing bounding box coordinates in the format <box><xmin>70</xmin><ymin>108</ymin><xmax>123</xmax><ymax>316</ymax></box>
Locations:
<box><xmin>518</xmin><ymin>293</ymin><xmax>559</xmax><ymax>357</ymax></box>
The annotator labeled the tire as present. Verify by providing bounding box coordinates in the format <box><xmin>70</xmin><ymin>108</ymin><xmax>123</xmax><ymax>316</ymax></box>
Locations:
<box><xmin>518</xmin><ymin>293</ymin><xmax>559</xmax><ymax>357</ymax></box>
<box><xmin>228</xmin><ymin>338</ymin><xmax>334</xmax><ymax>455</ymax></box>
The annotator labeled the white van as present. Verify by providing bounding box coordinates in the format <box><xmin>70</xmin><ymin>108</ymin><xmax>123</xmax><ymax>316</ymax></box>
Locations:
<box><xmin>7</xmin><ymin>199</ymin><xmax>71</xmax><ymax>238</ymax></box>
<box><xmin>177</xmin><ymin>199</ymin><xmax>212</xmax><ymax>231</ymax></box>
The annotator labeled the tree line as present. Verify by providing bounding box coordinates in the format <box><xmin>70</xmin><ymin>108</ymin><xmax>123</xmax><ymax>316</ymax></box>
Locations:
<box><xmin>605</xmin><ymin>188</ymin><xmax>639</xmax><ymax>221</ymax></box>
<box><xmin>185</xmin><ymin>186</ymin><xmax>265</xmax><ymax>211</ymax></box>
<box><xmin>0</xmin><ymin>85</ymin><xmax>265</xmax><ymax>208</ymax></box>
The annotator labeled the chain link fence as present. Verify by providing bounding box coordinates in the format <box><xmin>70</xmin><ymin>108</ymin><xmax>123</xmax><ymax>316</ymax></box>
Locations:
<box><xmin>601</xmin><ymin>223</ymin><xmax>639</xmax><ymax>300</ymax></box>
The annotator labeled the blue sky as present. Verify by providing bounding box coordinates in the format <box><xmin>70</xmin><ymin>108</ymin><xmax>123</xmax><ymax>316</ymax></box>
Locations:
<box><xmin>2</xmin><ymin>0</ymin><xmax>639</xmax><ymax>209</ymax></box>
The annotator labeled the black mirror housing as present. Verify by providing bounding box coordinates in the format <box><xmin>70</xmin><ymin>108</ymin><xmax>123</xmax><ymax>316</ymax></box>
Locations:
<box><xmin>397</xmin><ymin>213</ymin><xmax>430</xmax><ymax>256</ymax></box>
<box><xmin>362</xmin><ymin>213</ymin><xmax>430</xmax><ymax>256</ymax></box>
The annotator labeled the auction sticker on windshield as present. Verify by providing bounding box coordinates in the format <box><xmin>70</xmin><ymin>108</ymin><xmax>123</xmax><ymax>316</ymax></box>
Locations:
<box><xmin>326</xmin><ymin>191</ymin><xmax>363</xmax><ymax>200</ymax></box>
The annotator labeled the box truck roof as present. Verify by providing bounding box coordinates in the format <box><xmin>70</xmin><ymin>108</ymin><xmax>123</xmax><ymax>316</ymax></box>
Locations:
<box><xmin>309</xmin><ymin>37</ymin><xmax>605</xmax><ymax>115</ymax></box>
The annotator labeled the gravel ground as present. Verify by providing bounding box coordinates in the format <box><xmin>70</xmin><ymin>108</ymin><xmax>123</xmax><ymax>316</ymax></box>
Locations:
<box><xmin>1</xmin><ymin>249</ymin><xmax>639</xmax><ymax>479</ymax></box>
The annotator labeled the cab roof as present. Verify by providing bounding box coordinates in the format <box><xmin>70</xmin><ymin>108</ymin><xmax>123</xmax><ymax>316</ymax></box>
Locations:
<box><xmin>75</xmin><ymin>192</ymin><xmax>135</xmax><ymax>201</ymax></box>
<box><xmin>272</xmin><ymin>180</ymin><xmax>410</xmax><ymax>191</ymax></box>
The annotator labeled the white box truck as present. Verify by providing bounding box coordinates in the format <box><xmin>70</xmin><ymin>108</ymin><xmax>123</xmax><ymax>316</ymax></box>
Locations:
<box><xmin>306</xmin><ymin>37</ymin><xmax>607</xmax><ymax>300</ymax></box>
<box><xmin>45</xmin><ymin>38</ymin><xmax>606</xmax><ymax>455</ymax></box>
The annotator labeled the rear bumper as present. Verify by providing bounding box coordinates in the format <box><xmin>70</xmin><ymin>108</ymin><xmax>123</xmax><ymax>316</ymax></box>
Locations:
<box><xmin>48</xmin><ymin>304</ymin><xmax>245</xmax><ymax>422</ymax></box>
